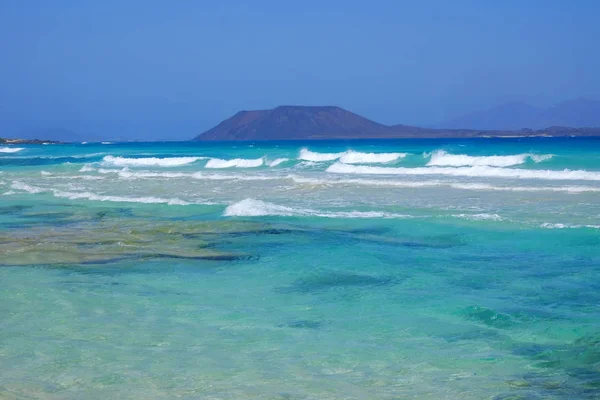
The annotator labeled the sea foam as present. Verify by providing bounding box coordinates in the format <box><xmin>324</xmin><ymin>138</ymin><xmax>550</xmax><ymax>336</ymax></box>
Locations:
<box><xmin>10</xmin><ymin>180</ymin><xmax>193</xmax><ymax>205</ymax></box>
<box><xmin>290</xmin><ymin>176</ymin><xmax>600</xmax><ymax>193</ymax></box>
<box><xmin>0</xmin><ymin>147</ymin><xmax>24</xmax><ymax>153</ymax></box>
<box><xmin>339</xmin><ymin>150</ymin><xmax>407</xmax><ymax>164</ymax></box>
<box><xmin>299</xmin><ymin>149</ymin><xmax>344</xmax><ymax>162</ymax></box>
<box><xmin>540</xmin><ymin>222</ymin><xmax>600</xmax><ymax>229</ymax></box>
<box><xmin>205</xmin><ymin>158</ymin><xmax>264</xmax><ymax>168</ymax></box>
<box><xmin>224</xmin><ymin>198</ymin><xmax>410</xmax><ymax>219</ymax></box>
<box><xmin>53</xmin><ymin>191</ymin><xmax>192</xmax><ymax>205</ymax></box>
<box><xmin>103</xmin><ymin>155</ymin><xmax>202</xmax><ymax>167</ymax></box>
<box><xmin>10</xmin><ymin>181</ymin><xmax>45</xmax><ymax>193</ymax></box>
<box><xmin>299</xmin><ymin>148</ymin><xmax>405</xmax><ymax>164</ymax></box>
<box><xmin>326</xmin><ymin>162</ymin><xmax>600</xmax><ymax>181</ymax></box>
<box><xmin>452</xmin><ymin>213</ymin><xmax>503</xmax><ymax>221</ymax></box>
<box><xmin>426</xmin><ymin>150</ymin><xmax>553</xmax><ymax>167</ymax></box>
<box><xmin>269</xmin><ymin>158</ymin><xmax>290</xmax><ymax>167</ymax></box>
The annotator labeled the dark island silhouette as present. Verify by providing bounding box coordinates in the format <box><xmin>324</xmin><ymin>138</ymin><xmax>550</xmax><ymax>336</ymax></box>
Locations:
<box><xmin>194</xmin><ymin>105</ymin><xmax>600</xmax><ymax>141</ymax></box>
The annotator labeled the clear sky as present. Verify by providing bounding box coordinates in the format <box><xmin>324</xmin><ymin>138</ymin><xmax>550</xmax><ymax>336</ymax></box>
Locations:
<box><xmin>1</xmin><ymin>0</ymin><xmax>599</xmax><ymax>140</ymax></box>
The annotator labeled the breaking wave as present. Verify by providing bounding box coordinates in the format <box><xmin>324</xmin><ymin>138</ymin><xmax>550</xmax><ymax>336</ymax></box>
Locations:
<box><xmin>205</xmin><ymin>158</ymin><xmax>264</xmax><ymax>168</ymax></box>
<box><xmin>299</xmin><ymin>149</ymin><xmax>344</xmax><ymax>162</ymax></box>
<box><xmin>326</xmin><ymin>162</ymin><xmax>600</xmax><ymax>181</ymax></box>
<box><xmin>299</xmin><ymin>148</ymin><xmax>405</xmax><ymax>164</ymax></box>
<box><xmin>102</xmin><ymin>155</ymin><xmax>202</xmax><ymax>167</ymax></box>
<box><xmin>339</xmin><ymin>150</ymin><xmax>407</xmax><ymax>164</ymax></box>
<box><xmin>269</xmin><ymin>158</ymin><xmax>290</xmax><ymax>167</ymax></box>
<box><xmin>426</xmin><ymin>150</ymin><xmax>553</xmax><ymax>167</ymax></box>
<box><xmin>224</xmin><ymin>198</ymin><xmax>411</xmax><ymax>219</ymax></box>
<box><xmin>0</xmin><ymin>147</ymin><xmax>24</xmax><ymax>153</ymax></box>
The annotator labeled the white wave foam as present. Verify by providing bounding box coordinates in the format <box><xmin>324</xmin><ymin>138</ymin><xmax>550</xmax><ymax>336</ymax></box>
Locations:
<box><xmin>71</xmin><ymin>175</ymin><xmax>105</xmax><ymax>181</ymax></box>
<box><xmin>41</xmin><ymin>171</ymin><xmax>52</xmax><ymax>176</ymax></box>
<box><xmin>79</xmin><ymin>164</ymin><xmax>94</xmax><ymax>172</ymax></box>
<box><xmin>426</xmin><ymin>150</ymin><xmax>553</xmax><ymax>167</ymax></box>
<box><xmin>116</xmin><ymin>169</ymin><xmax>188</xmax><ymax>180</ymax></box>
<box><xmin>299</xmin><ymin>149</ymin><xmax>343</xmax><ymax>162</ymax></box>
<box><xmin>452</xmin><ymin>213</ymin><xmax>503</xmax><ymax>221</ymax></box>
<box><xmin>53</xmin><ymin>190</ymin><xmax>191</xmax><ymax>205</ymax></box>
<box><xmin>291</xmin><ymin>176</ymin><xmax>441</xmax><ymax>188</ymax></box>
<box><xmin>205</xmin><ymin>158</ymin><xmax>264</xmax><ymax>168</ymax></box>
<box><xmin>96</xmin><ymin>168</ymin><xmax>284</xmax><ymax>182</ymax></box>
<box><xmin>530</xmin><ymin>154</ymin><xmax>554</xmax><ymax>163</ymax></box>
<box><xmin>10</xmin><ymin>180</ymin><xmax>193</xmax><ymax>205</ymax></box>
<box><xmin>269</xmin><ymin>158</ymin><xmax>290</xmax><ymax>167</ymax></box>
<box><xmin>291</xmin><ymin>176</ymin><xmax>600</xmax><ymax>193</ymax></box>
<box><xmin>326</xmin><ymin>162</ymin><xmax>600</xmax><ymax>181</ymax></box>
<box><xmin>339</xmin><ymin>150</ymin><xmax>407</xmax><ymax>164</ymax></box>
<box><xmin>299</xmin><ymin>148</ymin><xmax>405</xmax><ymax>164</ymax></box>
<box><xmin>101</xmin><ymin>142</ymin><xmax>112</xmax><ymax>145</ymax></box>
<box><xmin>541</xmin><ymin>223</ymin><xmax>600</xmax><ymax>229</ymax></box>
<box><xmin>224</xmin><ymin>198</ymin><xmax>410</xmax><ymax>219</ymax></box>
<box><xmin>224</xmin><ymin>199</ymin><xmax>296</xmax><ymax>216</ymax></box>
<box><xmin>0</xmin><ymin>147</ymin><xmax>24</xmax><ymax>153</ymax></box>
<box><xmin>103</xmin><ymin>155</ymin><xmax>202</xmax><ymax>167</ymax></box>
<box><xmin>10</xmin><ymin>181</ymin><xmax>45</xmax><ymax>193</ymax></box>
<box><xmin>449</xmin><ymin>183</ymin><xmax>600</xmax><ymax>193</ymax></box>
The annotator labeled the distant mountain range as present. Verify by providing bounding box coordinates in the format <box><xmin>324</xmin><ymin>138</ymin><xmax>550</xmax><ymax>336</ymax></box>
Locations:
<box><xmin>438</xmin><ymin>98</ymin><xmax>600</xmax><ymax>130</ymax></box>
<box><xmin>4</xmin><ymin>98</ymin><xmax>600</xmax><ymax>142</ymax></box>
<box><xmin>194</xmin><ymin>104</ymin><xmax>600</xmax><ymax>141</ymax></box>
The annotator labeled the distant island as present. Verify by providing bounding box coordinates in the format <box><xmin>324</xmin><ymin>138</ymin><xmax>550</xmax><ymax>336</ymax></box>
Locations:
<box><xmin>193</xmin><ymin>105</ymin><xmax>600</xmax><ymax>141</ymax></box>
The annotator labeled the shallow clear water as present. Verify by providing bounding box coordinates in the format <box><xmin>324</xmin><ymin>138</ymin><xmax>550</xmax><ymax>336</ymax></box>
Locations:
<box><xmin>1</xmin><ymin>138</ymin><xmax>600</xmax><ymax>399</ymax></box>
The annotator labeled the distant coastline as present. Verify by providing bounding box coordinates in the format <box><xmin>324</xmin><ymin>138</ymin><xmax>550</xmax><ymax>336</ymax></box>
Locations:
<box><xmin>194</xmin><ymin>106</ymin><xmax>600</xmax><ymax>141</ymax></box>
<box><xmin>1</xmin><ymin>138</ymin><xmax>61</xmax><ymax>145</ymax></box>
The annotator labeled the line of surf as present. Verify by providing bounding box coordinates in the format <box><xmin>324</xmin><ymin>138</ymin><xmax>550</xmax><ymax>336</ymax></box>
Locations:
<box><xmin>326</xmin><ymin>162</ymin><xmax>600</xmax><ymax>181</ymax></box>
<box><xmin>291</xmin><ymin>176</ymin><xmax>600</xmax><ymax>193</ymax></box>
<box><xmin>426</xmin><ymin>150</ymin><xmax>553</xmax><ymax>167</ymax></box>
<box><xmin>204</xmin><ymin>158</ymin><xmax>264</xmax><ymax>168</ymax></box>
<box><xmin>95</xmin><ymin>168</ymin><xmax>284</xmax><ymax>181</ymax></box>
<box><xmin>299</xmin><ymin>148</ymin><xmax>406</xmax><ymax>164</ymax></box>
<box><xmin>9</xmin><ymin>181</ymin><xmax>195</xmax><ymax>206</ymax></box>
<box><xmin>102</xmin><ymin>155</ymin><xmax>204</xmax><ymax>167</ymax></box>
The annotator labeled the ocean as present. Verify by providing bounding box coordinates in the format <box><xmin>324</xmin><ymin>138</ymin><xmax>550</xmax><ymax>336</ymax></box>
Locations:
<box><xmin>1</xmin><ymin>138</ymin><xmax>600</xmax><ymax>399</ymax></box>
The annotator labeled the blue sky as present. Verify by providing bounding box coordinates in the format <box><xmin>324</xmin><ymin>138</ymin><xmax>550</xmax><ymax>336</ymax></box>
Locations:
<box><xmin>1</xmin><ymin>0</ymin><xmax>598</xmax><ymax>139</ymax></box>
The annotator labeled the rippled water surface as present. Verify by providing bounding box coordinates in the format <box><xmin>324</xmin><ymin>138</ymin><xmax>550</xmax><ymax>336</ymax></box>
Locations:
<box><xmin>1</xmin><ymin>138</ymin><xmax>600</xmax><ymax>399</ymax></box>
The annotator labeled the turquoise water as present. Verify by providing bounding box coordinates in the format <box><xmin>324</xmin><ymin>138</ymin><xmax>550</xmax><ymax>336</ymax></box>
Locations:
<box><xmin>1</xmin><ymin>138</ymin><xmax>600</xmax><ymax>399</ymax></box>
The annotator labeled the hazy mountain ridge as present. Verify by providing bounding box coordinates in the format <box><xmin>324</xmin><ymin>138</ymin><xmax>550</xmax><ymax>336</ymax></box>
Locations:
<box><xmin>439</xmin><ymin>98</ymin><xmax>600</xmax><ymax>130</ymax></box>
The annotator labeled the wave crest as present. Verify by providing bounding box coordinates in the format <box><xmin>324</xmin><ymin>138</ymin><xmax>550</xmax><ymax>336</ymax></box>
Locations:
<box><xmin>426</xmin><ymin>150</ymin><xmax>553</xmax><ymax>167</ymax></box>
<box><xmin>102</xmin><ymin>155</ymin><xmax>202</xmax><ymax>167</ymax></box>
<box><xmin>0</xmin><ymin>147</ymin><xmax>24</xmax><ymax>153</ymax></box>
<box><xmin>339</xmin><ymin>150</ymin><xmax>406</xmax><ymax>164</ymax></box>
<box><xmin>224</xmin><ymin>198</ymin><xmax>411</xmax><ymax>219</ymax></box>
<box><xmin>204</xmin><ymin>158</ymin><xmax>264</xmax><ymax>168</ymax></box>
<box><xmin>299</xmin><ymin>148</ymin><xmax>405</xmax><ymax>164</ymax></box>
<box><xmin>326</xmin><ymin>162</ymin><xmax>600</xmax><ymax>181</ymax></box>
<box><xmin>268</xmin><ymin>158</ymin><xmax>290</xmax><ymax>167</ymax></box>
